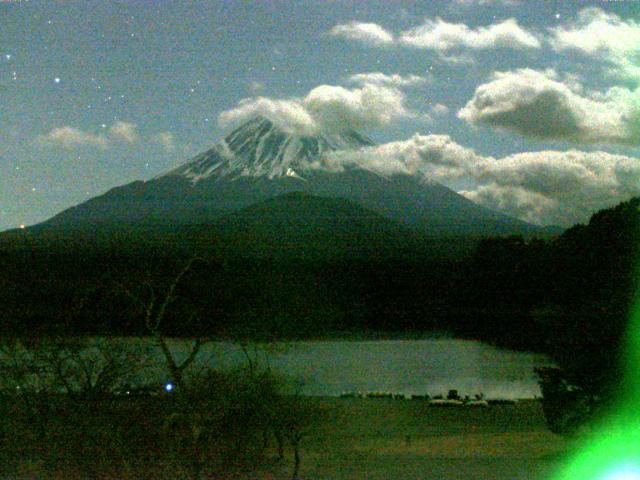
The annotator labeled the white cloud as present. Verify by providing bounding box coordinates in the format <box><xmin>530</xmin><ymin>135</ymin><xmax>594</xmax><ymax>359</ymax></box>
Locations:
<box><xmin>460</xmin><ymin>185</ymin><xmax>568</xmax><ymax>226</ymax></box>
<box><xmin>153</xmin><ymin>132</ymin><xmax>175</xmax><ymax>152</ymax></box>
<box><xmin>329</xmin><ymin>22</ymin><xmax>394</xmax><ymax>47</ymax></box>
<box><xmin>347</xmin><ymin>72</ymin><xmax>428</xmax><ymax>87</ymax></box>
<box><xmin>549</xmin><ymin>7</ymin><xmax>640</xmax><ymax>81</ymax></box>
<box><xmin>458</xmin><ymin>68</ymin><xmax>640</xmax><ymax>145</ymax></box>
<box><xmin>218</xmin><ymin>96</ymin><xmax>317</xmax><ymax>136</ymax></box>
<box><xmin>461</xmin><ymin>150</ymin><xmax>640</xmax><ymax>225</ymax></box>
<box><xmin>219</xmin><ymin>81</ymin><xmax>421</xmax><ymax>135</ymax></box>
<box><xmin>305</xmin><ymin>83</ymin><xmax>414</xmax><ymax>131</ymax></box>
<box><xmin>436</xmin><ymin>51</ymin><xmax>475</xmax><ymax>65</ymax></box>
<box><xmin>328</xmin><ymin>17</ymin><xmax>537</xmax><ymax>53</ymax></box>
<box><xmin>109</xmin><ymin>121</ymin><xmax>139</xmax><ymax>143</ymax></box>
<box><xmin>399</xmin><ymin>18</ymin><xmax>540</xmax><ymax>50</ymax></box>
<box><xmin>36</xmin><ymin>126</ymin><xmax>108</xmax><ymax>149</ymax></box>
<box><xmin>37</xmin><ymin>122</ymin><xmax>173</xmax><ymax>151</ymax></box>
<box><xmin>323</xmin><ymin>133</ymin><xmax>640</xmax><ymax>226</ymax></box>
<box><xmin>430</xmin><ymin>103</ymin><xmax>450</xmax><ymax>116</ymax></box>
<box><xmin>323</xmin><ymin>133</ymin><xmax>484</xmax><ymax>180</ymax></box>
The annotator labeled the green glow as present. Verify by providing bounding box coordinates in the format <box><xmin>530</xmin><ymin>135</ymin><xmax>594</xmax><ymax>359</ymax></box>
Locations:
<box><xmin>551</xmin><ymin>296</ymin><xmax>640</xmax><ymax>479</ymax></box>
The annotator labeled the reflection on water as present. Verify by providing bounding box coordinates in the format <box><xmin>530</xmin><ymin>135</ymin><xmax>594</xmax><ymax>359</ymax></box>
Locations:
<box><xmin>139</xmin><ymin>339</ymin><xmax>550</xmax><ymax>399</ymax></box>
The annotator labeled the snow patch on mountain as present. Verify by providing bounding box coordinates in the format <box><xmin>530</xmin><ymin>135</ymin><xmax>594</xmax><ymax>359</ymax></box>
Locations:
<box><xmin>164</xmin><ymin>116</ymin><xmax>374</xmax><ymax>183</ymax></box>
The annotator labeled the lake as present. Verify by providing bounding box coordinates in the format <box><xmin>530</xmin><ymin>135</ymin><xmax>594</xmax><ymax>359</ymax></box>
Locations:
<box><xmin>145</xmin><ymin>338</ymin><xmax>550</xmax><ymax>399</ymax></box>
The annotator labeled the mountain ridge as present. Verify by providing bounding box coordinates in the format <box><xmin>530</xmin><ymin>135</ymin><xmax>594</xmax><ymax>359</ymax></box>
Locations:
<box><xmin>25</xmin><ymin>115</ymin><xmax>544</xmax><ymax>236</ymax></box>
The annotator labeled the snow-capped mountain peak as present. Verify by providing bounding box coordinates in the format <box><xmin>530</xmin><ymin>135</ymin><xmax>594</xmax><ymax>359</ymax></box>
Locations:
<box><xmin>38</xmin><ymin>115</ymin><xmax>539</xmax><ymax>235</ymax></box>
<box><xmin>165</xmin><ymin>116</ymin><xmax>374</xmax><ymax>183</ymax></box>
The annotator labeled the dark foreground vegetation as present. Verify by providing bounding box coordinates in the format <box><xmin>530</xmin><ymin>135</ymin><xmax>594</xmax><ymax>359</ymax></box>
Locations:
<box><xmin>2</xmin><ymin>198</ymin><xmax>638</xmax><ymax>350</ymax></box>
<box><xmin>0</xmin><ymin>337</ymin><xmax>325</xmax><ymax>479</ymax></box>
<box><xmin>0</xmin><ymin>392</ymin><xmax>566</xmax><ymax>480</ymax></box>
<box><xmin>1</xmin><ymin>197</ymin><xmax>639</xmax><ymax>439</ymax></box>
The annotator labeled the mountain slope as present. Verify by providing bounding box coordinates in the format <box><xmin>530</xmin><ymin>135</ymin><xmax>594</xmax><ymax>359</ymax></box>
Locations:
<box><xmin>214</xmin><ymin>191</ymin><xmax>414</xmax><ymax>258</ymax></box>
<box><xmin>33</xmin><ymin>116</ymin><xmax>540</xmax><ymax>236</ymax></box>
<box><xmin>217</xmin><ymin>191</ymin><xmax>398</xmax><ymax>235</ymax></box>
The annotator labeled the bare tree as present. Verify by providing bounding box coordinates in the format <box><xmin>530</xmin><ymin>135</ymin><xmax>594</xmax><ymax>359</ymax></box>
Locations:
<box><xmin>54</xmin><ymin>337</ymin><xmax>151</xmax><ymax>398</ymax></box>
<box><xmin>279</xmin><ymin>395</ymin><xmax>327</xmax><ymax>479</ymax></box>
<box><xmin>116</xmin><ymin>255</ymin><xmax>217</xmax><ymax>479</ymax></box>
<box><xmin>0</xmin><ymin>335</ymin><xmax>151</xmax><ymax>477</ymax></box>
<box><xmin>118</xmin><ymin>256</ymin><xmax>208</xmax><ymax>395</ymax></box>
<box><xmin>0</xmin><ymin>336</ymin><xmax>150</xmax><ymax>397</ymax></box>
<box><xmin>114</xmin><ymin>255</ymin><xmax>326</xmax><ymax>479</ymax></box>
<box><xmin>0</xmin><ymin>336</ymin><xmax>55</xmax><ymax>440</ymax></box>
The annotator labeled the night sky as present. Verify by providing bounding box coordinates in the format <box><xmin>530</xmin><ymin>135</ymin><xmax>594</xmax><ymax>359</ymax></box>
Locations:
<box><xmin>1</xmin><ymin>0</ymin><xmax>639</xmax><ymax>230</ymax></box>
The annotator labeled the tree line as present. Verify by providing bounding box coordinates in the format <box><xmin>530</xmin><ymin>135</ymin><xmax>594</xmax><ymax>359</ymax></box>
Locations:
<box><xmin>2</xmin><ymin>197</ymin><xmax>639</xmax><ymax>417</ymax></box>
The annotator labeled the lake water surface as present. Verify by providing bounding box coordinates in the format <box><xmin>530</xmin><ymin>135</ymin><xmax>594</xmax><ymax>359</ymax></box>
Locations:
<box><xmin>151</xmin><ymin>339</ymin><xmax>550</xmax><ymax>399</ymax></box>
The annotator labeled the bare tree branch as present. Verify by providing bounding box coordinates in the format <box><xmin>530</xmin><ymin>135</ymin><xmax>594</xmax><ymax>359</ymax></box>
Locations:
<box><xmin>153</xmin><ymin>256</ymin><xmax>202</xmax><ymax>333</ymax></box>
<box><xmin>178</xmin><ymin>337</ymin><xmax>204</xmax><ymax>373</ymax></box>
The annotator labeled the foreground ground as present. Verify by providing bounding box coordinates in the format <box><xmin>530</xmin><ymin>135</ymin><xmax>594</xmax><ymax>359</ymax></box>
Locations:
<box><xmin>262</xmin><ymin>398</ymin><xmax>570</xmax><ymax>480</ymax></box>
<box><xmin>0</xmin><ymin>396</ymin><xmax>571</xmax><ymax>479</ymax></box>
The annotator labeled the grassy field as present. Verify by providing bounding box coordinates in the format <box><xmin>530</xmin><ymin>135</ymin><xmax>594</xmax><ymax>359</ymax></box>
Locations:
<box><xmin>262</xmin><ymin>398</ymin><xmax>571</xmax><ymax>480</ymax></box>
<box><xmin>0</xmin><ymin>396</ymin><xmax>571</xmax><ymax>479</ymax></box>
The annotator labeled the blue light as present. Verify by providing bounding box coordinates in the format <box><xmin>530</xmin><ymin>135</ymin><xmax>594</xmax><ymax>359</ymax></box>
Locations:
<box><xmin>165</xmin><ymin>383</ymin><xmax>173</xmax><ymax>392</ymax></box>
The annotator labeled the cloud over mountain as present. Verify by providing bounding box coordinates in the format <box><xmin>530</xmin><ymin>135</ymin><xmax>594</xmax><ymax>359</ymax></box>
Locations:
<box><xmin>463</xmin><ymin>150</ymin><xmax>640</xmax><ymax>225</ymax></box>
<box><xmin>219</xmin><ymin>80</ymin><xmax>423</xmax><ymax>135</ymax></box>
<box><xmin>218</xmin><ymin>97</ymin><xmax>317</xmax><ymax>136</ymax></box>
<box><xmin>323</xmin><ymin>133</ymin><xmax>482</xmax><ymax>180</ymax></box>
<box><xmin>458</xmin><ymin>68</ymin><xmax>640</xmax><ymax>145</ymax></box>
<box><xmin>325</xmin><ymin>133</ymin><xmax>640</xmax><ymax>226</ymax></box>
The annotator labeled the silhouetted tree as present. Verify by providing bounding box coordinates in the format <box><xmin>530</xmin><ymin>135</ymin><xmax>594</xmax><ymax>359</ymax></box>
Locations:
<box><xmin>536</xmin><ymin>198</ymin><xmax>640</xmax><ymax>432</ymax></box>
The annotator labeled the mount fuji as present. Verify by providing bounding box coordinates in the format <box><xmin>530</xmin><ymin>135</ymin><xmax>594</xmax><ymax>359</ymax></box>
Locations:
<box><xmin>35</xmin><ymin>116</ymin><xmax>539</xmax><ymax>235</ymax></box>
